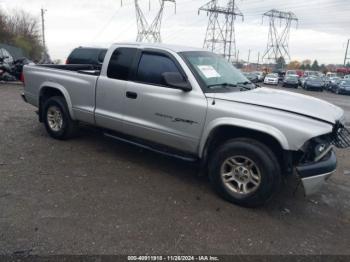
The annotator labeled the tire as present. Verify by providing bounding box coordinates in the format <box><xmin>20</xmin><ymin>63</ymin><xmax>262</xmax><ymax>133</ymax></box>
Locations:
<box><xmin>42</xmin><ymin>96</ymin><xmax>79</xmax><ymax>140</ymax></box>
<box><xmin>208</xmin><ymin>138</ymin><xmax>281</xmax><ymax>208</ymax></box>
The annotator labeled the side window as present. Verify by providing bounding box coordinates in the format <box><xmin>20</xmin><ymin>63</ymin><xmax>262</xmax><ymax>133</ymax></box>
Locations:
<box><xmin>136</xmin><ymin>53</ymin><xmax>183</xmax><ymax>86</ymax></box>
<box><xmin>98</xmin><ymin>50</ymin><xmax>107</xmax><ymax>63</ymax></box>
<box><xmin>107</xmin><ymin>48</ymin><xmax>138</xmax><ymax>80</ymax></box>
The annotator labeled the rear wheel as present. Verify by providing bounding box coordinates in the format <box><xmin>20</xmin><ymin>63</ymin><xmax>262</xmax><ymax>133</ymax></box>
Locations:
<box><xmin>43</xmin><ymin>96</ymin><xmax>79</xmax><ymax>140</ymax></box>
<box><xmin>208</xmin><ymin>138</ymin><xmax>281</xmax><ymax>207</ymax></box>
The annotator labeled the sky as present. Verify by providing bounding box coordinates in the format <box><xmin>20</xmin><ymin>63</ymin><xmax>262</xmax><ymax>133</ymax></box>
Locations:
<box><xmin>0</xmin><ymin>0</ymin><xmax>349</xmax><ymax>64</ymax></box>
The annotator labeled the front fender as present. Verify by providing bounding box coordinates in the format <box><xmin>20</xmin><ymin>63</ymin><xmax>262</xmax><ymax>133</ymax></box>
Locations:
<box><xmin>39</xmin><ymin>82</ymin><xmax>75</xmax><ymax>120</ymax></box>
<box><xmin>199</xmin><ymin>118</ymin><xmax>289</xmax><ymax>158</ymax></box>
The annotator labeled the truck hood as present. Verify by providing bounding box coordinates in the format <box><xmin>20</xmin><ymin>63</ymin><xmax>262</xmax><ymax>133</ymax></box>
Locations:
<box><xmin>206</xmin><ymin>87</ymin><xmax>344</xmax><ymax>124</ymax></box>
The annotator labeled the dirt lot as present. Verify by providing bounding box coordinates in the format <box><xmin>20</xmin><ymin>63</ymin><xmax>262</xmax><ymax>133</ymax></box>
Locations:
<box><xmin>0</xmin><ymin>83</ymin><xmax>349</xmax><ymax>255</ymax></box>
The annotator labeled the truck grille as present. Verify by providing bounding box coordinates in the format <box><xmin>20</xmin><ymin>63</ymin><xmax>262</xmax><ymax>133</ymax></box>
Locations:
<box><xmin>330</xmin><ymin>124</ymin><xmax>350</xmax><ymax>149</ymax></box>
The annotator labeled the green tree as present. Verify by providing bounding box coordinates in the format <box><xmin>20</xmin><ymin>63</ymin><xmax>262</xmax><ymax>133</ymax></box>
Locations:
<box><xmin>0</xmin><ymin>8</ymin><xmax>44</xmax><ymax>60</ymax></box>
<box><xmin>311</xmin><ymin>60</ymin><xmax>319</xmax><ymax>71</ymax></box>
<box><xmin>275</xmin><ymin>56</ymin><xmax>286</xmax><ymax>70</ymax></box>
<box><xmin>0</xmin><ymin>10</ymin><xmax>12</xmax><ymax>43</ymax></box>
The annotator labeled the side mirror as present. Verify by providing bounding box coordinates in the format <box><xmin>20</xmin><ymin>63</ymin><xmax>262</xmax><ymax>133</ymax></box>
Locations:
<box><xmin>162</xmin><ymin>72</ymin><xmax>192</xmax><ymax>92</ymax></box>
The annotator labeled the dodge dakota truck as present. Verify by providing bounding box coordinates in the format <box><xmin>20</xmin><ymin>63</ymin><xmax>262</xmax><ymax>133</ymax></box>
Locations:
<box><xmin>22</xmin><ymin>43</ymin><xmax>350</xmax><ymax>207</ymax></box>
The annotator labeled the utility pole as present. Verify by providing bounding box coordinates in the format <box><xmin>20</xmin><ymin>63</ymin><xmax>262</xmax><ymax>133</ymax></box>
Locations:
<box><xmin>199</xmin><ymin>0</ymin><xmax>243</xmax><ymax>62</ymax></box>
<box><xmin>41</xmin><ymin>8</ymin><xmax>47</xmax><ymax>52</ymax></box>
<box><xmin>247</xmin><ymin>49</ymin><xmax>251</xmax><ymax>64</ymax></box>
<box><xmin>40</xmin><ymin>8</ymin><xmax>51</xmax><ymax>63</ymax></box>
<box><xmin>262</xmin><ymin>9</ymin><xmax>298</xmax><ymax>64</ymax></box>
<box><xmin>344</xmin><ymin>39</ymin><xmax>350</xmax><ymax>66</ymax></box>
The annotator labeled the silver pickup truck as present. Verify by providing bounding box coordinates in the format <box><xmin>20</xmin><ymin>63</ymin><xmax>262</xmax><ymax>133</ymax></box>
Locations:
<box><xmin>22</xmin><ymin>43</ymin><xmax>350</xmax><ymax>207</ymax></box>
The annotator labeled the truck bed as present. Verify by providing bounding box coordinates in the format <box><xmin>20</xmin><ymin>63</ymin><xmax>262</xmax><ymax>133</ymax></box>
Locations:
<box><xmin>23</xmin><ymin>63</ymin><xmax>100</xmax><ymax>124</ymax></box>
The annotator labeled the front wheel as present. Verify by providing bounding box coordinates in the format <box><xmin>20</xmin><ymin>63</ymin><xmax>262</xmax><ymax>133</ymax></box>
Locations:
<box><xmin>208</xmin><ymin>138</ymin><xmax>281</xmax><ymax>207</ymax></box>
<box><xmin>43</xmin><ymin>96</ymin><xmax>79</xmax><ymax>140</ymax></box>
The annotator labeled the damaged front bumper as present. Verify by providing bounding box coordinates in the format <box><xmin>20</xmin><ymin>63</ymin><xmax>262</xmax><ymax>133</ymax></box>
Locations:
<box><xmin>296</xmin><ymin>150</ymin><xmax>337</xmax><ymax>196</ymax></box>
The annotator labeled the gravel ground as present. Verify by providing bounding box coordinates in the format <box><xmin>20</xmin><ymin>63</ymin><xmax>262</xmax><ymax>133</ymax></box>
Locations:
<box><xmin>0</xmin><ymin>83</ymin><xmax>349</xmax><ymax>255</ymax></box>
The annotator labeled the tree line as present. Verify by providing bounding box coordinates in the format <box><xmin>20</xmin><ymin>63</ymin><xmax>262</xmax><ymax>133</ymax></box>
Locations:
<box><xmin>0</xmin><ymin>8</ymin><xmax>44</xmax><ymax>60</ymax></box>
<box><xmin>285</xmin><ymin>58</ymin><xmax>350</xmax><ymax>72</ymax></box>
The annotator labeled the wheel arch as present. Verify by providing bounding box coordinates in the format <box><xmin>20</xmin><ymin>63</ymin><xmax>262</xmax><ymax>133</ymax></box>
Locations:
<box><xmin>38</xmin><ymin>82</ymin><xmax>75</xmax><ymax>122</ymax></box>
<box><xmin>199</xmin><ymin>120</ymin><xmax>291</xmax><ymax>175</ymax></box>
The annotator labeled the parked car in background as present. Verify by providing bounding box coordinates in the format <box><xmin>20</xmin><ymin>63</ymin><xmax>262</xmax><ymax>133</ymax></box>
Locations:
<box><xmin>243</xmin><ymin>72</ymin><xmax>259</xmax><ymax>83</ymax></box>
<box><xmin>286</xmin><ymin>70</ymin><xmax>297</xmax><ymax>76</ymax></box>
<box><xmin>66</xmin><ymin>47</ymin><xmax>108</xmax><ymax>69</ymax></box>
<box><xmin>303</xmin><ymin>76</ymin><xmax>325</xmax><ymax>91</ymax></box>
<box><xmin>326</xmin><ymin>76</ymin><xmax>342</xmax><ymax>91</ymax></box>
<box><xmin>326</xmin><ymin>72</ymin><xmax>337</xmax><ymax>78</ymax></box>
<box><xmin>343</xmin><ymin>75</ymin><xmax>350</xmax><ymax>80</ymax></box>
<box><xmin>300</xmin><ymin>71</ymin><xmax>319</xmax><ymax>87</ymax></box>
<box><xmin>282</xmin><ymin>74</ymin><xmax>299</xmax><ymax>88</ymax></box>
<box><xmin>333</xmin><ymin>80</ymin><xmax>350</xmax><ymax>95</ymax></box>
<box><xmin>286</xmin><ymin>70</ymin><xmax>303</xmax><ymax>78</ymax></box>
<box><xmin>252</xmin><ymin>71</ymin><xmax>265</xmax><ymax>82</ymax></box>
<box><xmin>263</xmin><ymin>73</ymin><xmax>279</xmax><ymax>85</ymax></box>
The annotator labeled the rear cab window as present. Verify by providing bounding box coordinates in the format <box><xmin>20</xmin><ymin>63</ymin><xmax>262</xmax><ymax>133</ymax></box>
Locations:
<box><xmin>107</xmin><ymin>47</ymin><xmax>138</xmax><ymax>80</ymax></box>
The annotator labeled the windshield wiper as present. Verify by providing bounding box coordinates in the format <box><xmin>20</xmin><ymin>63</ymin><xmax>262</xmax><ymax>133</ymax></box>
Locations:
<box><xmin>237</xmin><ymin>81</ymin><xmax>250</xmax><ymax>85</ymax></box>
<box><xmin>207</xmin><ymin>83</ymin><xmax>238</xmax><ymax>89</ymax></box>
<box><xmin>236</xmin><ymin>81</ymin><xmax>253</xmax><ymax>90</ymax></box>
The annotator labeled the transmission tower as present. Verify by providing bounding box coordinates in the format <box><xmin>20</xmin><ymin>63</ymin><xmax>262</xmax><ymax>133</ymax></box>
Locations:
<box><xmin>262</xmin><ymin>9</ymin><xmax>298</xmax><ymax>64</ymax></box>
<box><xmin>199</xmin><ymin>0</ymin><xmax>243</xmax><ymax>62</ymax></box>
<box><xmin>123</xmin><ymin>0</ymin><xmax>176</xmax><ymax>43</ymax></box>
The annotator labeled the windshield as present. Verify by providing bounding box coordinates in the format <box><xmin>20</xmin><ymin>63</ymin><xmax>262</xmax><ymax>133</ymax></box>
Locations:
<box><xmin>180</xmin><ymin>51</ymin><xmax>250</xmax><ymax>90</ymax></box>
<box><xmin>266</xmin><ymin>74</ymin><xmax>277</xmax><ymax>78</ymax></box>
<box><xmin>341</xmin><ymin>80</ymin><xmax>350</xmax><ymax>85</ymax></box>
<box><xmin>309</xmin><ymin>77</ymin><xmax>323</xmax><ymax>82</ymax></box>
<box><xmin>286</xmin><ymin>75</ymin><xmax>298</xmax><ymax>80</ymax></box>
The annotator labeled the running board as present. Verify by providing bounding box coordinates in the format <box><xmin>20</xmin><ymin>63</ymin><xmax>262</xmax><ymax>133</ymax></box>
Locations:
<box><xmin>103</xmin><ymin>132</ymin><xmax>198</xmax><ymax>162</ymax></box>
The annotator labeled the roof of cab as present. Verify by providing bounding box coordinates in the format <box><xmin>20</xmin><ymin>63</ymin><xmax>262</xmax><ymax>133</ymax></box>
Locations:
<box><xmin>112</xmin><ymin>42</ymin><xmax>205</xmax><ymax>53</ymax></box>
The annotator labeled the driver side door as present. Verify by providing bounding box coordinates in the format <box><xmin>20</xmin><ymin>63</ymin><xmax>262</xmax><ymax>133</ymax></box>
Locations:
<box><xmin>123</xmin><ymin>50</ymin><xmax>207</xmax><ymax>154</ymax></box>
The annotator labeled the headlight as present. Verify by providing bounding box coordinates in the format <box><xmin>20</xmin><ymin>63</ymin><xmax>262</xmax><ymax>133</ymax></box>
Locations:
<box><xmin>300</xmin><ymin>135</ymin><xmax>333</xmax><ymax>163</ymax></box>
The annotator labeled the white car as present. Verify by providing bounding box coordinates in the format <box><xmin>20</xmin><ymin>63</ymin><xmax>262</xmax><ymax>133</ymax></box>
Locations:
<box><xmin>264</xmin><ymin>73</ymin><xmax>279</xmax><ymax>85</ymax></box>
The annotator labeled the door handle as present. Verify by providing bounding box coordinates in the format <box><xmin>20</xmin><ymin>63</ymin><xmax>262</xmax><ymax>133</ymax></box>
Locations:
<box><xmin>126</xmin><ymin>91</ymin><xmax>137</xmax><ymax>99</ymax></box>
